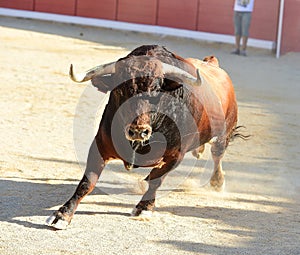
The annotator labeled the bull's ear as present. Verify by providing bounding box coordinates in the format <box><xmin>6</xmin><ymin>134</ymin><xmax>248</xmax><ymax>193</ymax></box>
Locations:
<box><xmin>91</xmin><ymin>75</ymin><xmax>115</xmax><ymax>93</ymax></box>
<box><xmin>162</xmin><ymin>78</ymin><xmax>183</xmax><ymax>91</ymax></box>
<box><xmin>203</xmin><ymin>55</ymin><xmax>219</xmax><ymax>67</ymax></box>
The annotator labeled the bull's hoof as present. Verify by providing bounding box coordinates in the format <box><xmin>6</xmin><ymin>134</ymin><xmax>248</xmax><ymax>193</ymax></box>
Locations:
<box><xmin>210</xmin><ymin>179</ymin><xmax>225</xmax><ymax>192</ymax></box>
<box><xmin>45</xmin><ymin>211</ymin><xmax>71</xmax><ymax>230</ymax></box>
<box><xmin>130</xmin><ymin>207</ymin><xmax>153</xmax><ymax>221</ymax></box>
<box><xmin>192</xmin><ymin>145</ymin><xmax>205</xmax><ymax>159</ymax></box>
<box><xmin>210</xmin><ymin>168</ymin><xmax>225</xmax><ymax>192</ymax></box>
<box><xmin>192</xmin><ymin>150</ymin><xmax>203</xmax><ymax>159</ymax></box>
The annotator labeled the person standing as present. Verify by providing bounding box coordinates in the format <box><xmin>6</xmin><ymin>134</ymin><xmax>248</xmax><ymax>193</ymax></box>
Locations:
<box><xmin>231</xmin><ymin>0</ymin><xmax>255</xmax><ymax>56</ymax></box>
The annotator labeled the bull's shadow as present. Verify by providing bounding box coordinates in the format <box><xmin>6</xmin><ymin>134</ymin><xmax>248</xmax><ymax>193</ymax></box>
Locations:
<box><xmin>0</xmin><ymin>153</ymin><xmax>292</xmax><ymax>230</ymax></box>
<box><xmin>0</xmin><ymin>156</ymin><xmax>298</xmax><ymax>241</ymax></box>
<box><xmin>0</xmin><ymin>176</ymin><xmax>133</xmax><ymax>230</ymax></box>
<box><xmin>0</xmin><ymin>178</ymin><xmax>72</xmax><ymax>229</ymax></box>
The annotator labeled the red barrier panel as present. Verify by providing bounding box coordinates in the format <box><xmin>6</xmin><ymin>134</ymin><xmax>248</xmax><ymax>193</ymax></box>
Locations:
<box><xmin>250</xmin><ymin>0</ymin><xmax>279</xmax><ymax>41</ymax></box>
<box><xmin>34</xmin><ymin>0</ymin><xmax>76</xmax><ymax>15</ymax></box>
<box><xmin>157</xmin><ymin>0</ymin><xmax>198</xmax><ymax>30</ymax></box>
<box><xmin>197</xmin><ymin>0</ymin><xmax>233</xmax><ymax>35</ymax></box>
<box><xmin>117</xmin><ymin>0</ymin><xmax>157</xmax><ymax>25</ymax></box>
<box><xmin>0</xmin><ymin>0</ymin><xmax>34</xmax><ymax>10</ymax></box>
<box><xmin>281</xmin><ymin>0</ymin><xmax>300</xmax><ymax>54</ymax></box>
<box><xmin>1</xmin><ymin>0</ymin><xmax>299</xmax><ymax>54</ymax></box>
<box><xmin>76</xmin><ymin>0</ymin><xmax>117</xmax><ymax>20</ymax></box>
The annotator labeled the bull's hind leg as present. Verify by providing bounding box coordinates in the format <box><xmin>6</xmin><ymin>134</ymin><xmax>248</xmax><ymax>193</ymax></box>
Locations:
<box><xmin>46</xmin><ymin>139</ymin><xmax>105</xmax><ymax>229</ymax></box>
<box><xmin>210</xmin><ymin>138</ymin><xmax>226</xmax><ymax>191</ymax></box>
<box><xmin>192</xmin><ymin>144</ymin><xmax>205</xmax><ymax>159</ymax></box>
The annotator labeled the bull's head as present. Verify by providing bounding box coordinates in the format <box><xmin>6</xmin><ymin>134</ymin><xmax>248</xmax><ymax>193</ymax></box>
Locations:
<box><xmin>70</xmin><ymin>56</ymin><xmax>202</xmax><ymax>167</ymax></box>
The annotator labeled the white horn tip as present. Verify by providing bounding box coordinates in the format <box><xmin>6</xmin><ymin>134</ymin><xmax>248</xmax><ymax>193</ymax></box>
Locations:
<box><xmin>69</xmin><ymin>64</ymin><xmax>86</xmax><ymax>83</ymax></box>
<box><xmin>196</xmin><ymin>69</ymin><xmax>202</xmax><ymax>85</ymax></box>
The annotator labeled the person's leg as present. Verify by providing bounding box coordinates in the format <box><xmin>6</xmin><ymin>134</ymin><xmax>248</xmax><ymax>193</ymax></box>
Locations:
<box><xmin>232</xmin><ymin>11</ymin><xmax>242</xmax><ymax>54</ymax></box>
<box><xmin>241</xmin><ymin>36</ymin><xmax>248</xmax><ymax>50</ymax></box>
<box><xmin>240</xmin><ymin>12</ymin><xmax>252</xmax><ymax>56</ymax></box>
<box><xmin>235</xmin><ymin>35</ymin><xmax>241</xmax><ymax>50</ymax></box>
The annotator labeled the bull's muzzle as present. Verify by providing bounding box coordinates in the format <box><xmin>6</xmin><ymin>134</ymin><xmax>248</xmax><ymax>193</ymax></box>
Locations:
<box><xmin>125</xmin><ymin>124</ymin><xmax>152</xmax><ymax>142</ymax></box>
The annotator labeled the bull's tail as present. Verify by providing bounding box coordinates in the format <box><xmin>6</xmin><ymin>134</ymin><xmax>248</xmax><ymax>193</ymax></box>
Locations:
<box><xmin>230</xmin><ymin>125</ymin><xmax>251</xmax><ymax>141</ymax></box>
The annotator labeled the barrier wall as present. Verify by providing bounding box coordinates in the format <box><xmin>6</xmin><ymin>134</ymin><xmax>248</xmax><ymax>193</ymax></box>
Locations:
<box><xmin>280</xmin><ymin>0</ymin><xmax>300</xmax><ymax>54</ymax></box>
<box><xmin>0</xmin><ymin>0</ymin><xmax>298</xmax><ymax>54</ymax></box>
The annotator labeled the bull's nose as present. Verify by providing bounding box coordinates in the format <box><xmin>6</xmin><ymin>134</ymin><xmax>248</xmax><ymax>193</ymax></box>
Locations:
<box><xmin>125</xmin><ymin>125</ymin><xmax>152</xmax><ymax>141</ymax></box>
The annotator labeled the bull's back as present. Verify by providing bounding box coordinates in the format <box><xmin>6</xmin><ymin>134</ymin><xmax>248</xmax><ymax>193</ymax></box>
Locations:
<box><xmin>186</xmin><ymin>57</ymin><xmax>237</xmax><ymax>119</ymax></box>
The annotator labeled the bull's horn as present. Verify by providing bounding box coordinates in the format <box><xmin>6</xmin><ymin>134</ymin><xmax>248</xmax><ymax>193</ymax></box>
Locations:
<box><xmin>69</xmin><ymin>62</ymin><xmax>116</xmax><ymax>83</ymax></box>
<box><xmin>161</xmin><ymin>63</ymin><xmax>202</xmax><ymax>87</ymax></box>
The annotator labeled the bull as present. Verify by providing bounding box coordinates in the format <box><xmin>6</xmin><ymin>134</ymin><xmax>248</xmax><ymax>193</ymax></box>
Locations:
<box><xmin>46</xmin><ymin>45</ymin><xmax>239</xmax><ymax>229</ymax></box>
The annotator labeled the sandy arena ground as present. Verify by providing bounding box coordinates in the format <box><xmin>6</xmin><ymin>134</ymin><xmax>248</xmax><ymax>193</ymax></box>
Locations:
<box><xmin>0</xmin><ymin>17</ymin><xmax>300</xmax><ymax>255</ymax></box>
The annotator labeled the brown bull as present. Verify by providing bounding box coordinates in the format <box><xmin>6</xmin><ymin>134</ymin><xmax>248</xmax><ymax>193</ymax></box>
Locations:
<box><xmin>46</xmin><ymin>45</ymin><xmax>238</xmax><ymax>229</ymax></box>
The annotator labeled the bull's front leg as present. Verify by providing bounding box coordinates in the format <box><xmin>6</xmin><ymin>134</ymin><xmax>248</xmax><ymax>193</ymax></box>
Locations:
<box><xmin>131</xmin><ymin>156</ymin><xmax>181</xmax><ymax>218</ymax></box>
<box><xmin>131</xmin><ymin>176</ymin><xmax>165</xmax><ymax>218</ymax></box>
<box><xmin>46</xmin><ymin>139</ymin><xmax>105</xmax><ymax>229</ymax></box>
